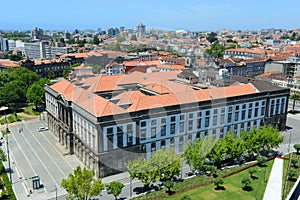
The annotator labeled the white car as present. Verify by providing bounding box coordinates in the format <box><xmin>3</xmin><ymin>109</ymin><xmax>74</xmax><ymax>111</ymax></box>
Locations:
<box><xmin>38</xmin><ymin>127</ymin><xmax>48</xmax><ymax>132</ymax></box>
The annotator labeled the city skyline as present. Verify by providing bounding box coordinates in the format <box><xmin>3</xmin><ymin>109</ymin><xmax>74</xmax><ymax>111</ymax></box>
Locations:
<box><xmin>2</xmin><ymin>0</ymin><xmax>300</xmax><ymax>31</ymax></box>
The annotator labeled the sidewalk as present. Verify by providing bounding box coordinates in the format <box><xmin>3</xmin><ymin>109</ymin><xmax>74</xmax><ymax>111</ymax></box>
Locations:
<box><xmin>263</xmin><ymin>157</ymin><xmax>284</xmax><ymax>200</ymax></box>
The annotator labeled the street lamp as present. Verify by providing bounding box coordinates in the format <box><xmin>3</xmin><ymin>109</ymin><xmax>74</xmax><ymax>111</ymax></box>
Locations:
<box><xmin>288</xmin><ymin>131</ymin><xmax>292</xmax><ymax>153</ymax></box>
<box><xmin>6</xmin><ymin>135</ymin><xmax>12</xmax><ymax>183</ymax></box>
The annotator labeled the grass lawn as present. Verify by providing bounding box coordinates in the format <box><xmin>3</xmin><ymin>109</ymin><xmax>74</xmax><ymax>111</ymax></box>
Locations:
<box><xmin>133</xmin><ymin>162</ymin><xmax>265</xmax><ymax>200</ymax></box>
<box><xmin>23</xmin><ymin>104</ymin><xmax>40</xmax><ymax>116</ymax></box>
<box><xmin>164</xmin><ymin>160</ymin><xmax>274</xmax><ymax>200</ymax></box>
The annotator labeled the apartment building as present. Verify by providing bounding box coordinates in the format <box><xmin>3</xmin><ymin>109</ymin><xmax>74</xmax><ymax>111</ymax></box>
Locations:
<box><xmin>45</xmin><ymin>71</ymin><xmax>289</xmax><ymax>177</ymax></box>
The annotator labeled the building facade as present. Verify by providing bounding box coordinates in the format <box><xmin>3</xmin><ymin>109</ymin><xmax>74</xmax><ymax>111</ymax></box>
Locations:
<box><xmin>45</xmin><ymin>71</ymin><xmax>289</xmax><ymax>178</ymax></box>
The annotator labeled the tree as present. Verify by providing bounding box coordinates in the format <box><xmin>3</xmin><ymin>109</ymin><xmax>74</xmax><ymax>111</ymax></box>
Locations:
<box><xmin>290</xmin><ymin>93</ymin><xmax>300</xmax><ymax>113</ymax></box>
<box><xmin>214</xmin><ymin>178</ymin><xmax>224</xmax><ymax>190</ymax></box>
<box><xmin>205</xmin><ymin>41</ymin><xmax>225</xmax><ymax>59</ymax></box>
<box><xmin>241</xmin><ymin>176</ymin><xmax>252</xmax><ymax>190</ymax></box>
<box><xmin>63</xmin><ymin>63</ymin><xmax>81</xmax><ymax>79</ymax></box>
<box><xmin>249</xmin><ymin>168</ymin><xmax>257</xmax><ymax>179</ymax></box>
<box><xmin>206</xmin><ymin>32</ymin><xmax>217</xmax><ymax>43</ymax></box>
<box><xmin>150</xmin><ymin>147</ymin><xmax>181</xmax><ymax>181</ymax></box>
<box><xmin>288</xmin><ymin>169</ymin><xmax>297</xmax><ymax>181</ymax></box>
<box><xmin>182</xmin><ymin>136</ymin><xmax>216</xmax><ymax>173</ymax></box>
<box><xmin>8</xmin><ymin>54</ymin><xmax>23</xmax><ymax>61</ymax></box>
<box><xmin>294</xmin><ymin>144</ymin><xmax>300</xmax><ymax>154</ymax></box>
<box><xmin>163</xmin><ymin>180</ymin><xmax>174</xmax><ymax>194</ymax></box>
<box><xmin>222</xmin><ymin>133</ymin><xmax>245</xmax><ymax>164</ymax></box>
<box><xmin>0</xmin><ymin>80</ymin><xmax>27</xmax><ymax>107</ymax></box>
<box><xmin>126</xmin><ymin>147</ymin><xmax>181</xmax><ymax>189</ymax></box>
<box><xmin>61</xmin><ymin>166</ymin><xmax>104</xmax><ymax>200</ymax></box>
<box><xmin>291</xmin><ymin>158</ymin><xmax>298</xmax><ymax>168</ymax></box>
<box><xmin>241</xmin><ymin>128</ymin><xmax>263</xmax><ymax>159</ymax></box>
<box><xmin>106</xmin><ymin>181</ymin><xmax>124</xmax><ymax>200</ymax></box>
<box><xmin>256</xmin><ymin>156</ymin><xmax>267</xmax><ymax>167</ymax></box>
<box><xmin>26</xmin><ymin>78</ymin><xmax>49</xmax><ymax>109</ymax></box>
<box><xmin>257</xmin><ymin>126</ymin><xmax>283</xmax><ymax>153</ymax></box>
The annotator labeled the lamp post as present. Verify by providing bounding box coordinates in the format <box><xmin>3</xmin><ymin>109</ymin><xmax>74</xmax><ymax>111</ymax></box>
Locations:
<box><xmin>288</xmin><ymin>131</ymin><xmax>292</xmax><ymax>153</ymax></box>
<box><xmin>6</xmin><ymin>135</ymin><xmax>12</xmax><ymax>183</ymax></box>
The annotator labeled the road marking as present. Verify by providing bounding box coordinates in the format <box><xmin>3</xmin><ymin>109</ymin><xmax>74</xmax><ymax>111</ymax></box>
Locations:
<box><xmin>25</xmin><ymin>127</ymin><xmax>68</xmax><ymax>178</ymax></box>
<box><xmin>17</xmin><ymin>132</ymin><xmax>58</xmax><ymax>193</ymax></box>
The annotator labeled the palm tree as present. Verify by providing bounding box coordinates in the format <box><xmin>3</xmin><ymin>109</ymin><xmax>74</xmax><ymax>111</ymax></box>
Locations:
<box><xmin>290</xmin><ymin>93</ymin><xmax>300</xmax><ymax>113</ymax></box>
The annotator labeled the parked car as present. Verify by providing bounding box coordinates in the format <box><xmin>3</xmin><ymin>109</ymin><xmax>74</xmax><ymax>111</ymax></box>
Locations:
<box><xmin>38</xmin><ymin>127</ymin><xmax>48</xmax><ymax>132</ymax></box>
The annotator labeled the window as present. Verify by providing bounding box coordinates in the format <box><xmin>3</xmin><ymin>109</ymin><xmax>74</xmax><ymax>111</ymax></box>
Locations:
<box><xmin>254</xmin><ymin>108</ymin><xmax>259</xmax><ymax>117</ymax></box>
<box><xmin>151</xmin><ymin>120</ymin><xmax>156</xmax><ymax>126</ymax></box>
<box><xmin>249</xmin><ymin>103</ymin><xmax>253</xmax><ymax>108</ymax></box>
<box><xmin>213</xmin><ymin>116</ymin><xmax>217</xmax><ymax>126</ymax></box>
<box><xmin>179</xmin><ymin>122</ymin><xmax>185</xmax><ymax>132</ymax></box>
<box><xmin>220</xmin><ymin>114</ymin><xmax>225</xmax><ymax>124</ymax></box>
<box><xmin>206</xmin><ymin>110</ymin><xmax>210</xmax><ymax>115</ymax></box>
<box><xmin>170</xmin><ymin>123</ymin><xmax>176</xmax><ymax>135</ymax></box>
<box><xmin>151</xmin><ymin>143</ymin><xmax>156</xmax><ymax>152</ymax></box>
<box><xmin>228</xmin><ymin>106</ymin><xmax>232</xmax><ymax>112</ymax></box>
<box><xmin>188</xmin><ymin>134</ymin><xmax>192</xmax><ymax>141</ymax></box>
<box><xmin>221</xmin><ymin>108</ymin><xmax>225</xmax><ymax>113</ymax></box>
<box><xmin>170</xmin><ymin>138</ymin><xmax>175</xmax><ymax>146</ymax></box>
<box><xmin>171</xmin><ymin>116</ymin><xmax>176</xmax><ymax>122</ymax></box>
<box><xmin>196</xmin><ymin>132</ymin><xmax>201</xmax><ymax>139</ymax></box>
<box><xmin>197</xmin><ymin>112</ymin><xmax>202</xmax><ymax>118</ymax></box>
<box><xmin>235</xmin><ymin>112</ymin><xmax>239</xmax><ymax>121</ymax></box>
<box><xmin>141</xmin><ymin>121</ymin><xmax>146</xmax><ymax>127</ymax></box>
<box><xmin>189</xmin><ymin>113</ymin><xmax>193</xmax><ymax>119</ymax></box>
<box><xmin>213</xmin><ymin>109</ymin><xmax>218</xmax><ymax>115</ymax></box>
<box><xmin>161</xmin><ymin>140</ymin><xmax>166</xmax><ymax>149</ymax></box>
<box><xmin>161</xmin><ymin>125</ymin><xmax>166</xmax><ymax>136</ymax></box>
<box><xmin>205</xmin><ymin>117</ymin><xmax>210</xmax><ymax>128</ymax></box>
<box><xmin>161</xmin><ymin>118</ymin><xmax>166</xmax><ymax>124</ymax></box>
<box><xmin>151</xmin><ymin>127</ymin><xmax>156</xmax><ymax>138</ymax></box>
<box><xmin>141</xmin><ymin>129</ymin><xmax>146</xmax><ymax>140</ymax></box>
<box><xmin>107</xmin><ymin>127</ymin><xmax>113</xmax><ymax>134</ymax></box>
<box><xmin>228</xmin><ymin>113</ymin><xmax>232</xmax><ymax>123</ymax></box>
<box><xmin>255</xmin><ymin>102</ymin><xmax>259</xmax><ymax>107</ymax></box>
<box><xmin>261</xmin><ymin>107</ymin><xmax>265</xmax><ymax>116</ymax></box>
<box><xmin>197</xmin><ymin>119</ymin><xmax>201</xmax><ymax>129</ymax></box>
<box><xmin>235</xmin><ymin>105</ymin><xmax>239</xmax><ymax>110</ymax></box>
<box><xmin>180</xmin><ymin>115</ymin><xmax>185</xmax><ymax>121</ymax></box>
<box><xmin>117</xmin><ymin>134</ymin><xmax>123</xmax><ymax>148</ymax></box>
<box><xmin>262</xmin><ymin>101</ymin><xmax>266</xmax><ymax>106</ymax></box>
<box><xmin>107</xmin><ymin>135</ymin><xmax>114</xmax><ymax>151</ymax></box>
<box><xmin>242</xmin><ymin>104</ymin><xmax>246</xmax><ymax>109</ymax></box>
<box><xmin>188</xmin><ymin>120</ymin><xmax>193</xmax><ymax>131</ymax></box>
<box><xmin>248</xmin><ymin>109</ymin><xmax>252</xmax><ymax>118</ymax></box>
<box><xmin>241</xmin><ymin>110</ymin><xmax>246</xmax><ymax>120</ymax></box>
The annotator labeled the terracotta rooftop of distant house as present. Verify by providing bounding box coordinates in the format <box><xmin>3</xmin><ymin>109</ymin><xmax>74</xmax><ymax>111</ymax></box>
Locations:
<box><xmin>60</xmin><ymin>53</ymin><xmax>89</xmax><ymax>59</ymax></box>
<box><xmin>225</xmin><ymin>48</ymin><xmax>265</xmax><ymax>54</ymax></box>
<box><xmin>255</xmin><ymin>71</ymin><xmax>285</xmax><ymax>80</ymax></box>
<box><xmin>34</xmin><ymin>59</ymin><xmax>64</xmax><ymax>65</ymax></box>
<box><xmin>0</xmin><ymin>59</ymin><xmax>20</xmax><ymax>67</ymax></box>
<box><xmin>285</xmin><ymin>45</ymin><xmax>300</xmax><ymax>54</ymax></box>
<box><xmin>268</xmin><ymin>52</ymin><xmax>294</xmax><ymax>61</ymax></box>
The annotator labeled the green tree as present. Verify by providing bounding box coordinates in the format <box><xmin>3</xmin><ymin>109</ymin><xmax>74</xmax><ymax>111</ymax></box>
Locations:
<box><xmin>26</xmin><ymin>78</ymin><xmax>49</xmax><ymax>109</ymax></box>
<box><xmin>205</xmin><ymin>41</ymin><xmax>225</xmax><ymax>59</ymax></box>
<box><xmin>208</xmin><ymin>138</ymin><xmax>226</xmax><ymax>168</ymax></box>
<box><xmin>257</xmin><ymin>126</ymin><xmax>283</xmax><ymax>153</ymax></box>
<box><xmin>206</xmin><ymin>32</ymin><xmax>217</xmax><ymax>43</ymax></box>
<box><xmin>63</xmin><ymin>63</ymin><xmax>81</xmax><ymax>79</ymax></box>
<box><xmin>61</xmin><ymin>166</ymin><xmax>104</xmax><ymax>200</ymax></box>
<box><xmin>163</xmin><ymin>180</ymin><xmax>174</xmax><ymax>194</ymax></box>
<box><xmin>288</xmin><ymin>169</ymin><xmax>297</xmax><ymax>181</ymax></box>
<box><xmin>241</xmin><ymin>176</ymin><xmax>252</xmax><ymax>190</ymax></box>
<box><xmin>106</xmin><ymin>181</ymin><xmax>124</xmax><ymax>200</ymax></box>
<box><xmin>0</xmin><ymin>80</ymin><xmax>27</xmax><ymax>107</ymax></box>
<box><xmin>294</xmin><ymin>144</ymin><xmax>300</xmax><ymax>154</ymax></box>
<box><xmin>256</xmin><ymin>156</ymin><xmax>267</xmax><ymax>167</ymax></box>
<box><xmin>291</xmin><ymin>158</ymin><xmax>298</xmax><ymax>168</ymax></box>
<box><xmin>241</xmin><ymin>128</ymin><xmax>263</xmax><ymax>159</ymax></box>
<box><xmin>150</xmin><ymin>147</ymin><xmax>181</xmax><ymax>181</ymax></box>
<box><xmin>249</xmin><ymin>168</ymin><xmax>257</xmax><ymax>179</ymax></box>
<box><xmin>290</xmin><ymin>93</ymin><xmax>300</xmax><ymax>113</ymax></box>
<box><xmin>222</xmin><ymin>133</ymin><xmax>245</xmax><ymax>164</ymax></box>
<box><xmin>182</xmin><ymin>136</ymin><xmax>216</xmax><ymax>173</ymax></box>
<box><xmin>214</xmin><ymin>178</ymin><xmax>224</xmax><ymax>190</ymax></box>
<box><xmin>8</xmin><ymin>54</ymin><xmax>23</xmax><ymax>61</ymax></box>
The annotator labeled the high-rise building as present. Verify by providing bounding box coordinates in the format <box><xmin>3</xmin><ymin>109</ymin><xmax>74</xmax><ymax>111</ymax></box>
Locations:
<box><xmin>0</xmin><ymin>38</ymin><xmax>9</xmax><ymax>52</ymax></box>
<box><xmin>137</xmin><ymin>23</ymin><xmax>146</xmax><ymax>37</ymax></box>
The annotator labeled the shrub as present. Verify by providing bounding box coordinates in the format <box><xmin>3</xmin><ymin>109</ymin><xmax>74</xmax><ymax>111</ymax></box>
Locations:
<box><xmin>214</xmin><ymin>178</ymin><xmax>224</xmax><ymax>190</ymax></box>
<box><xmin>291</xmin><ymin>158</ymin><xmax>298</xmax><ymax>168</ymax></box>
<box><xmin>181</xmin><ymin>194</ymin><xmax>192</xmax><ymax>200</ymax></box>
<box><xmin>288</xmin><ymin>169</ymin><xmax>297</xmax><ymax>181</ymax></box>
<box><xmin>257</xmin><ymin>156</ymin><xmax>267</xmax><ymax>166</ymax></box>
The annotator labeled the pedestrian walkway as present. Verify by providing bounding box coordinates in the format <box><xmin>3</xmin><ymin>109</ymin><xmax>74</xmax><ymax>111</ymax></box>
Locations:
<box><xmin>263</xmin><ymin>157</ymin><xmax>284</xmax><ymax>200</ymax></box>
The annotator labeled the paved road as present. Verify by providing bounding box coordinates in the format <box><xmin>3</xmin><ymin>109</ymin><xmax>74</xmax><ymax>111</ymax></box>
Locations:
<box><xmin>2</xmin><ymin>120</ymin><xmax>83</xmax><ymax>200</ymax></box>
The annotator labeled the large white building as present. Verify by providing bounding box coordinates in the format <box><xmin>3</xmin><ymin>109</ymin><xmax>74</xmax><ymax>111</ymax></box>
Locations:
<box><xmin>45</xmin><ymin>71</ymin><xmax>289</xmax><ymax>177</ymax></box>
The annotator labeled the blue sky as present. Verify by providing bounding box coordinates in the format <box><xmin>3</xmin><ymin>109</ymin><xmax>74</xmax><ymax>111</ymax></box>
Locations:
<box><xmin>2</xmin><ymin>0</ymin><xmax>300</xmax><ymax>31</ymax></box>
